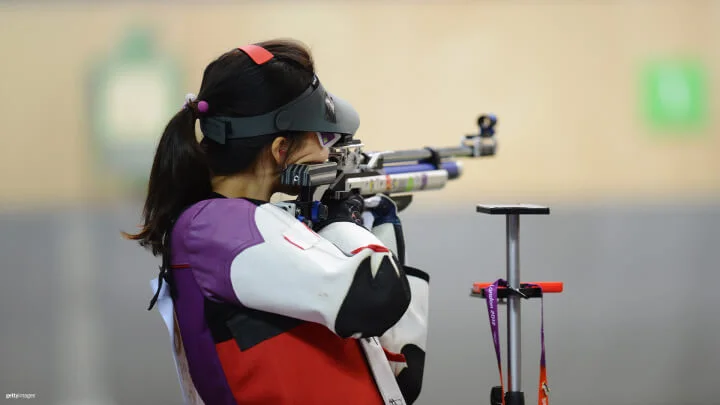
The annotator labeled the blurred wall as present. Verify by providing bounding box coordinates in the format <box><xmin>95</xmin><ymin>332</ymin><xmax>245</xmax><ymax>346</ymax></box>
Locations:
<box><xmin>2</xmin><ymin>203</ymin><xmax>719</xmax><ymax>405</ymax></box>
<box><xmin>0</xmin><ymin>1</ymin><xmax>718</xmax><ymax>208</ymax></box>
<box><xmin>1</xmin><ymin>2</ymin><xmax>719</xmax><ymax>405</ymax></box>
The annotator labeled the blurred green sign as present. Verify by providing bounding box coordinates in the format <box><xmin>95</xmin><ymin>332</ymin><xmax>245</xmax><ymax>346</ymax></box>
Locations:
<box><xmin>89</xmin><ymin>25</ymin><xmax>184</xmax><ymax>187</ymax></box>
<box><xmin>641</xmin><ymin>58</ymin><xmax>708</xmax><ymax>132</ymax></box>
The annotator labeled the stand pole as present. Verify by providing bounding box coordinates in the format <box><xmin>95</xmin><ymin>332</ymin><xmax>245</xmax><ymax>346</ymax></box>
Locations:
<box><xmin>506</xmin><ymin>214</ymin><xmax>522</xmax><ymax>394</ymax></box>
<box><xmin>476</xmin><ymin>204</ymin><xmax>552</xmax><ymax>405</ymax></box>
<box><xmin>473</xmin><ymin>205</ymin><xmax>563</xmax><ymax>405</ymax></box>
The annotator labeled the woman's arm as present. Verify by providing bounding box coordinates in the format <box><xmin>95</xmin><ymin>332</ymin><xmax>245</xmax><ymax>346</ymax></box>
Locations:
<box><xmin>366</xmin><ymin>194</ymin><xmax>430</xmax><ymax>405</ymax></box>
<box><xmin>378</xmin><ymin>267</ymin><xmax>429</xmax><ymax>405</ymax></box>
<box><xmin>178</xmin><ymin>198</ymin><xmax>411</xmax><ymax>339</ymax></box>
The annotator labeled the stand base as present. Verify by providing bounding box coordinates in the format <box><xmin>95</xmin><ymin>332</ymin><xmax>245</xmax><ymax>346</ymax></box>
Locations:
<box><xmin>490</xmin><ymin>387</ymin><xmax>526</xmax><ymax>405</ymax></box>
<box><xmin>506</xmin><ymin>391</ymin><xmax>525</xmax><ymax>405</ymax></box>
<box><xmin>490</xmin><ymin>386</ymin><xmax>503</xmax><ymax>405</ymax></box>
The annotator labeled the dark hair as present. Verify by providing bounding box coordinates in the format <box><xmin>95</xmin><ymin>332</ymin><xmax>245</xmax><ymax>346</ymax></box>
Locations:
<box><xmin>125</xmin><ymin>39</ymin><xmax>315</xmax><ymax>256</ymax></box>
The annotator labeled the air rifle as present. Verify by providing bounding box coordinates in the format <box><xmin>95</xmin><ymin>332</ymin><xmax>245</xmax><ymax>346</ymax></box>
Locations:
<box><xmin>276</xmin><ymin>114</ymin><xmax>498</xmax><ymax>226</ymax></box>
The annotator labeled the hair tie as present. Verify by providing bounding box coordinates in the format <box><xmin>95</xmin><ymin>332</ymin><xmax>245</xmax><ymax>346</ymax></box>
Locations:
<box><xmin>184</xmin><ymin>93</ymin><xmax>197</xmax><ymax>108</ymax></box>
<box><xmin>183</xmin><ymin>93</ymin><xmax>209</xmax><ymax>115</ymax></box>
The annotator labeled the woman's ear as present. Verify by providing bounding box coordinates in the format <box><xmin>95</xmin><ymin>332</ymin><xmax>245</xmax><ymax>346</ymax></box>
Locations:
<box><xmin>271</xmin><ymin>136</ymin><xmax>288</xmax><ymax>166</ymax></box>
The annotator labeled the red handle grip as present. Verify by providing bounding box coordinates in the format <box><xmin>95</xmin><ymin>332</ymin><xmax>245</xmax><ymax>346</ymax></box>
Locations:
<box><xmin>472</xmin><ymin>281</ymin><xmax>564</xmax><ymax>294</ymax></box>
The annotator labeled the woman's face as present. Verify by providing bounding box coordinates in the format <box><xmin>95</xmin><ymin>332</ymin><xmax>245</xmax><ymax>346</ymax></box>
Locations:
<box><xmin>284</xmin><ymin>131</ymin><xmax>330</xmax><ymax>165</ymax></box>
<box><xmin>270</xmin><ymin>131</ymin><xmax>331</xmax><ymax>195</ymax></box>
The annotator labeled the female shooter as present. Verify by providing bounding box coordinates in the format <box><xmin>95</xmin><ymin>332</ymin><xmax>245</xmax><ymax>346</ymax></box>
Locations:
<box><xmin>125</xmin><ymin>40</ymin><xmax>430</xmax><ymax>405</ymax></box>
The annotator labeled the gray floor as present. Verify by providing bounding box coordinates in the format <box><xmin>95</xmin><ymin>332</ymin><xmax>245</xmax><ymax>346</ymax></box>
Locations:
<box><xmin>1</xmin><ymin>200</ymin><xmax>719</xmax><ymax>405</ymax></box>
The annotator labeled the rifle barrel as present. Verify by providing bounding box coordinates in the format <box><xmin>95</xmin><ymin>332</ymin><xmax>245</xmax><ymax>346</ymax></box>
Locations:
<box><xmin>378</xmin><ymin>146</ymin><xmax>474</xmax><ymax>164</ymax></box>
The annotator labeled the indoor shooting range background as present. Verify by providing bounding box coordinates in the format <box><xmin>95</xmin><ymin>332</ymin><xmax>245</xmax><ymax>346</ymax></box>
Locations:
<box><xmin>1</xmin><ymin>1</ymin><xmax>719</xmax><ymax>404</ymax></box>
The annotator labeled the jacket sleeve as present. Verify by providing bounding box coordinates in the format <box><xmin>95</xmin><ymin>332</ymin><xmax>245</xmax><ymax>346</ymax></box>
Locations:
<box><xmin>378</xmin><ymin>267</ymin><xmax>429</xmax><ymax>405</ymax></box>
<box><xmin>370</xmin><ymin>215</ymin><xmax>430</xmax><ymax>405</ymax></box>
<box><xmin>181</xmin><ymin>199</ymin><xmax>411</xmax><ymax>339</ymax></box>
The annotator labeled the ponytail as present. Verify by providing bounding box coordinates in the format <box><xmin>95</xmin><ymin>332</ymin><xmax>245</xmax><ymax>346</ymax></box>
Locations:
<box><xmin>126</xmin><ymin>39</ymin><xmax>319</xmax><ymax>257</ymax></box>
<box><xmin>124</xmin><ymin>107</ymin><xmax>212</xmax><ymax>256</ymax></box>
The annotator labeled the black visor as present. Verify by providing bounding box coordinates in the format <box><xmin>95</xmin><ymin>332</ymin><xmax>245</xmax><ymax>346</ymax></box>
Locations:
<box><xmin>199</xmin><ymin>76</ymin><xmax>360</xmax><ymax>144</ymax></box>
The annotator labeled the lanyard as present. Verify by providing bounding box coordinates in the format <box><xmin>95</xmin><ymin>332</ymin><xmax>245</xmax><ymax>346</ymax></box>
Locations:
<box><xmin>485</xmin><ymin>279</ymin><xmax>550</xmax><ymax>405</ymax></box>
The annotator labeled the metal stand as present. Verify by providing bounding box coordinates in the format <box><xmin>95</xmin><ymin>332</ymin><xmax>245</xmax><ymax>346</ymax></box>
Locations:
<box><xmin>475</xmin><ymin>204</ymin><xmax>551</xmax><ymax>405</ymax></box>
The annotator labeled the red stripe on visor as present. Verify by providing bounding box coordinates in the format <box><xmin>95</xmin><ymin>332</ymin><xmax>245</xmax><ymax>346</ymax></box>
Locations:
<box><xmin>317</xmin><ymin>132</ymin><xmax>342</xmax><ymax>148</ymax></box>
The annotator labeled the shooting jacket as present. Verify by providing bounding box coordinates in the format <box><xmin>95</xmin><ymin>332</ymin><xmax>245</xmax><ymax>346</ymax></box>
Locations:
<box><xmin>151</xmin><ymin>194</ymin><xmax>430</xmax><ymax>405</ymax></box>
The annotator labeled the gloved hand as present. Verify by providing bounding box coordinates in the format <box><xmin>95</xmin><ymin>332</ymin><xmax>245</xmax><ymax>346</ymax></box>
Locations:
<box><xmin>364</xmin><ymin>194</ymin><xmax>400</xmax><ymax>227</ymax></box>
<box><xmin>363</xmin><ymin>193</ymin><xmax>405</xmax><ymax>264</ymax></box>
<box><xmin>313</xmin><ymin>193</ymin><xmax>365</xmax><ymax>231</ymax></box>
